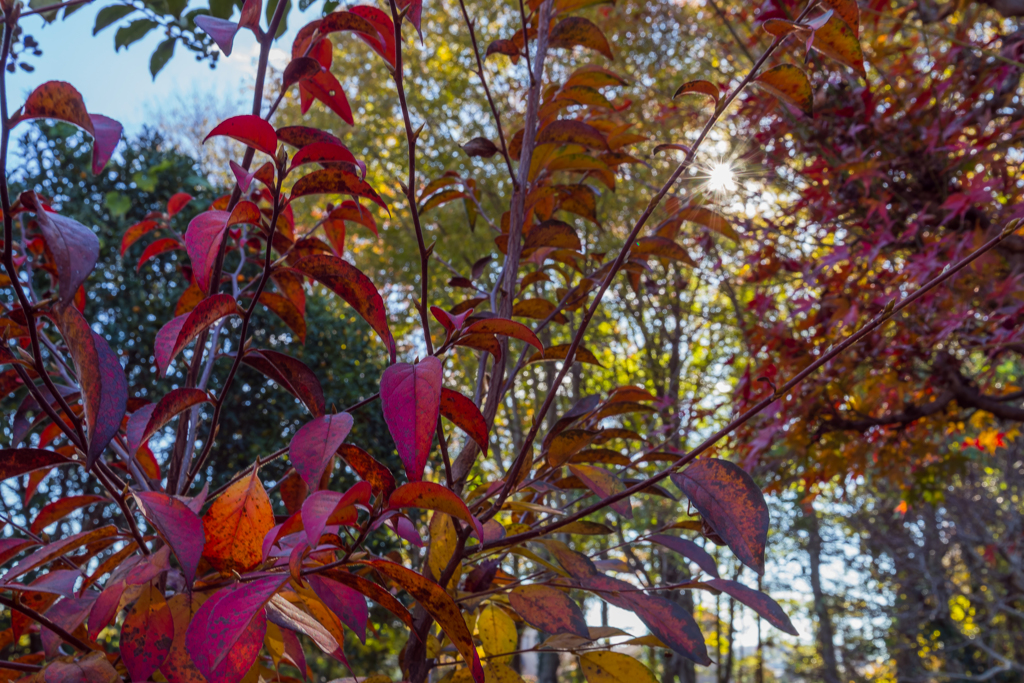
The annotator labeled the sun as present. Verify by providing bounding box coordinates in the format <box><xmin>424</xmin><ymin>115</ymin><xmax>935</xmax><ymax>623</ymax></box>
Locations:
<box><xmin>707</xmin><ymin>162</ymin><xmax>737</xmax><ymax>192</ymax></box>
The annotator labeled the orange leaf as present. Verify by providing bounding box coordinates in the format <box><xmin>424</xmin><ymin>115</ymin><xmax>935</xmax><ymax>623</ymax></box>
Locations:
<box><xmin>388</xmin><ymin>481</ymin><xmax>484</xmax><ymax>540</ymax></box>
<box><xmin>672</xmin><ymin>79</ymin><xmax>719</xmax><ymax>106</ymax></box>
<box><xmin>754</xmin><ymin>64</ymin><xmax>813</xmax><ymax>116</ymax></box>
<box><xmin>201</xmin><ymin>468</ymin><xmax>275</xmax><ymax>573</ymax></box>
<box><xmin>549</xmin><ymin>17</ymin><xmax>613</xmax><ymax>59</ymax></box>
<box><xmin>121</xmin><ymin>581</ymin><xmax>174</xmax><ymax>682</ymax></box>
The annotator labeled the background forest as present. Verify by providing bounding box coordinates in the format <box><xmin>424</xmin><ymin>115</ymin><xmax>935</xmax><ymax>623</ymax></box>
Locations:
<box><xmin>1</xmin><ymin>0</ymin><xmax>1022</xmax><ymax>678</ymax></box>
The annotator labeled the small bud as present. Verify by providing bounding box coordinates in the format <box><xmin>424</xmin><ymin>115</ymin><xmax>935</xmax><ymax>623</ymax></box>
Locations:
<box><xmin>398</xmin><ymin>180</ymin><xmax>409</xmax><ymax>196</ymax></box>
<box><xmin>883</xmin><ymin>298</ymin><xmax>895</xmax><ymax>316</ymax></box>
<box><xmin>275</xmin><ymin>144</ymin><xmax>288</xmax><ymax>169</ymax></box>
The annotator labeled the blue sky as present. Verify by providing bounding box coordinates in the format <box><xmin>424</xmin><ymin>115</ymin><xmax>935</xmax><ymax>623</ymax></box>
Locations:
<box><xmin>12</xmin><ymin>4</ymin><xmax>295</xmax><ymax>133</ymax></box>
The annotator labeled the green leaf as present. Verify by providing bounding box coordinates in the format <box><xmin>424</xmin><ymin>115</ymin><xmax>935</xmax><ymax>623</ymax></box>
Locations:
<box><xmin>166</xmin><ymin>0</ymin><xmax>187</xmax><ymax>17</ymax></box>
<box><xmin>150</xmin><ymin>38</ymin><xmax>175</xmax><ymax>78</ymax></box>
<box><xmin>104</xmin><ymin>191</ymin><xmax>131</xmax><ymax>217</ymax></box>
<box><xmin>94</xmin><ymin>5</ymin><xmax>136</xmax><ymax>34</ymax></box>
<box><xmin>28</xmin><ymin>0</ymin><xmax>59</xmax><ymax>22</ymax></box>
<box><xmin>208</xmin><ymin>0</ymin><xmax>233</xmax><ymax>19</ymax></box>
<box><xmin>264</xmin><ymin>0</ymin><xmax>290</xmax><ymax>37</ymax></box>
<box><xmin>132</xmin><ymin>171</ymin><xmax>159</xmax><ymax>192</ymax></box>
<box><xmin>115</xmin><ymin>19</ymin><xmax>158</xmax><ymax>50</ymax></box>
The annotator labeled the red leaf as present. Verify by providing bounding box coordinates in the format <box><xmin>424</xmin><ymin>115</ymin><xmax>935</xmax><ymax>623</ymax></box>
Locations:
<box><xmin>5</xmin><ymin>525</ymin><xmax>119</xmax><ymax>581</ymax></box>
<box><xmin>290</xmin><ymin>167</ymin><xmax>387</xmax><ymax>213</ymax></box>
<box><xmin>0</xmin><ymin>448</ymin><xmax>70</xmax><ymax>481</ymax></box>
<box><xmin>121</xmin><ymin>220</ymin><xmax>160</xmax><ymax>256</ymax></box>
<box><xmin>536</xmin><ymin>120</ymin><xmax>608</xmax><ymax>150</ymax></box>
<box><xmin>430</xmin><ymin>306</ymin><xmax>472</xmax><ymax>336</ymax></box>
<box><xmin>301</xmin><ymin>69</ymin><xmax>354</xmax><ymax>125</ymax></box>
<box><xmin>282</xmin><ymin>57</ymin><xmax>322</xmax><ymax>90</ymax></box>
<box><xmin>133</xmin><ymin>491</ymin><xmax>206</xmax><ymax>586</ymax></box>
<box><xmin>439</xmin><ymin>388</ymin><xmax>489</xmax><ymax>455</ymax></box>
<box><xmin>185</xmin><ymin>210</ymin><xmax>230</xmax><ymax>293</ymax></box>
<box><xmin>361</xmin><ymin>559</ymin><xmax>484</xmax><ymax>683</ymax></box>
<box><xmin>671</xmin><ymin>458</ymin><xmax>769</xmax><ymax>575</ymax></box>
<box><xmin>337</xmin><ymin>444</ymin><xmax>396</xmax><ymax>498</ymax></box>
<box><xmin>167</xmin><ymin>192</ymin><xmax>193</xmax><ymax>217</ymax></box>
<box><xmin>705</xmin><ymin>579</ymin><xmax>798</xmax><ymax>635</ymax></box>
<box><xmin>308</xmin><ymin>574</ymin><xmax>369</xmax><ymax>643</ymax></box>
<box><xmin>249</xmin><ymin>290</ymin><xmax>307</xmax><ymax>343</ymax></box>
<box><xmin>301</xmin><ymin>482</ymin><xmax>372</xmax><ymax>545</ymax></box>
<box><xmin>291</xmin><ymin>254</ymin><xmax>394</xmax><ymax>356</ymax></box>
<box><xmin>88</xmin><ymin>331</ymin><xmax>128</xmax><ymax>465</ymax></box>
<box><xmin>230</xmin><ymin>160</ymin><xmax>257</xmax><ymax>193</ymax></box>
<box><xmin>568</xmin><ymin>464</ymin><xmax>632</xmax><ymax>518</ymax></box>
<box><xmin>0</xmin><ymin>538</ymin><xmax>38</xmax><ymax>567</ymax></box>
<box><xmin>22</xmin><ymin>192</ymin><xmax>98</xmax><ymax>306</ymax></box>
<box><xmin>289</xmin><ymin>141</ymin><xmax>363</xmax><ymax>176</ymax></box>
<box><xmin>380</xmin><ymin>358</ymin><xmax>442</xmax><ymax>481</ymax></box>
<box><xmin>136</xmin><ymin>237</ymin><xmax>181</xmax><ymax>272</ymax></box>
<box><xmin>397</xmin><ymin>0</ymin><xmax>423</xmax><ymax>37</ymax></box>
<box><xmin>463</xmin><ymin>318</ymin><xmax>543</xmax><ymax>352</ymax></box>
<box><xmin>327</xmin><ymin>199</ymin><xmax>377</xmax><ymax>236</ymax></box>
<box><xmin>648</xmin><ymin>534</ymin><xmax>719</xmax><ymax>578</ymax></box>
<box><xmin>277</xmin><ymin>126</ymin><xmax>343</xmax><ymax>149</ymax></box>
<box><xmin>126</xmin><ymin>388</ymin><xmax>212</xmax><ymax>456</ymax></box>
<box><xmin>388</xmin><ymin>481</ymin><xmax>483</xmax><ymax>540</ymax></box>
<box><xmin>186</xmin><ymin>577</ymin><xmax>282</xmax><ymax>683</ymax></box>
<box><xmin>154</xmin><ymin>294</ymin><xmax>241</xmax><ymax>376</ymax></box>
<box><xmin>51</xmin><ymin>307</ymin><xmax>105</xmax><ymax>458</ymax></box>
<box><xmin>121</xmin><ymin>580</ymin><xmax>174</xmax><ymax>682</ymax></box>
<box><xmin>347</xmin><ymin>5</ymin><xmax>396</xmax><ymax>65</ymax></box>
<box><xmin>13</xmin><ymin>81</ymin><xmax>93</xmax><ymax>133</ymax></box>
<box><xmin>509</xmin><ymin>585</ymin><xmax>589</xmax><ymax>638</ymax></box>
<box><xmin>290</xmin><ymin>412</ymin><xmax>354</xmax><ymax>490</ymax></box>
<box><xmin>204</xmin><ymin>115</ymin><xmax>278</xmax><ymax>157</ymax></box>
<box><xmin>242</xmin><ymin>349</ymin><xmax>324</xmax><ymax>416</ymax></box>
<box><xmin>29</xmin><ymin>495</ymin><xmax>106</xmax><ymax>535</ymax></box>
<box><xmin>89</xmin><ymin>114</ymin><xmax>122</xmax><ymax>175</ymax></box>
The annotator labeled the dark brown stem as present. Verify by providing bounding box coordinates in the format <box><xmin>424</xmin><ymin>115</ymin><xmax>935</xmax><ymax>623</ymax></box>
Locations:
<box><xmin>0</xmin><ymin>660</ymin><xmax>42</xmax><ymax>673</ymax></box>
<box><xmin>481</xmin><ymin>221</ymin><xmax>1021</xmax><ymax>551</ymax></box>
<box><xmin>0</xmin><ymin>595</ymin><xmax>92</xmax><ymax>653</ymax></box>
<box><xmin>455</xmin><ymin>0</ymin><xmax>518</xmax><ymax>186</ymax></box>
<box><xmin>388</xmin><ymin>0</ymin><xmax>434</xmax><ymax>357</ymax></box>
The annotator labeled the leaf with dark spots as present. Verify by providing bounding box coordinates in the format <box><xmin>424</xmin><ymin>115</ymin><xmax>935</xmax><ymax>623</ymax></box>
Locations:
<box><xmin>308</xmin><ymin>575</ymin><xmax>369</xmax><ymax>643</ymax></box>
<box><xmin>439</xmin><ymin>388</ymin><xmax>489</xmax><ymax>455</ymax></box>
<box><xmin>136</xmin><ymin>237</ymin><xmax>182</xmax><ymax>272</ymax></box>
<box><xmin>338</xmin><ymin>444</ymin><xmax>396</xmax><ymax>498</ymax></box>
<box><xmin>300</xmin><ymin>69</ymin><xmax>355</xmax><ymax>125</ymax></box>
<box><xmin>671</xmin><ymin>458</ymin><xmax>770</xmax><ymax>575</ymax></box>
<box><xmin>277</xmin><ymin>125</ymin><xmax>343</xmax><ymax>149</ymax></box>
<box><xmin>455</xmin><ymin>333</ymin><xmax>503</xmax><ymax>362</ymax></box>
<box><xmin>549</xmin><ymin>17</ymin><xmax>613</xmax><ymax>59</ymax></box>
<box><xmin>186</xmin><ymin>578</ymin><xmax>279</xmax><ymax>682</ymax></box>
<box><xmin>319</xmin><ymin>9</ymin><xmax>381</xmax><ymax>37</ymax></box>
<box><xmin>347</xmin><ymin>5</ymin><xmax>396</xmax><ymax>65</ymax></box>
<box><xmin>462</xmin><ymin>137</ymin><xmax>500</xmax><ymax>158</ymax></box>
<box><xmin>43</xmin><ymin>651</ymin><xmax>120</xmax><ymax>683</ymax></box>
<box><xmin>292</xmin><ymin>254</ymin><xmax>394</xmax><ymax>355</ymax></box>
<box><xmin>327</xmin><ymin>200</ymin><xmax>377</xmax><ymax>236</ymax></box>
<box><xmin>126</xmin><ymin>388</ymin><xmax>211</xmax><ymax>456</ymax></box>
<box><xmin>0</xmin><ymin>448</ymin><xmax>71</xmax><ymax>482</ymax></box>
<box><xmin>464</xmin><ymin>318</ymin><xmax>543</xmax><ymax>351</ymax></box>
<box><xmin>380</xmin><ymin>358</ymin><xmax>443</xmax><ymax>481</ymax></box>
<box><xmin>486</xmin><ymin>39</ymin><xmax>520</xmax><ymax>59</ymax></box>
<box><xmin>202</xmin><ymin>468</ymin><xmax>275</xmax><ymax>573</ymax></box>
<box><xmin>569</xmin><ymin>464</ymin><xmax>632</xmax><ymax>519</ymax></box>
<box><xmin>290</xmin><ymin>412</ymin><xmax>354</xmax><ymax>491</ymax></box>
<box><xmin>361</xmin><ymin>560</ymin><xmax>484</xmax><ymax>683</ymax></box>
<box><xmin>536</xmin><ymin>120</ymin><xmax>608</xmax><ymax>150</ymax></box>
<box><xmin>22</xmin><ymin>192</ymin><xmax>98</xmax><ymax>306</ymax></box>
<box><xmin>289</xmin><ymin>141</ymin><xmax>362</xmax><ymax>176</ymax></box>
<box><xmin>154</xmin><ymin>294</ymin><xmax>240</xmax><ymax>376</ymax></box>
<box><xmin>290</xmin><ymin>167</ymin><xmax>387</xmax><ymax>212</ymax></box>
<box><xmin>528</xmin><ymin>343</ymin><xmax>602</xmax><ymax>367</ymax></box>
<box><xmin>12</xmin><ymin>81</ymin><xmax>93</xmax><ymax>132</ymax></box>
<box><xmin>121</xmin><ymin>580</ymin><xmax>174</xmax><ymax>682</ymax></box>
<box><xmin>648</xmin><ymin>534</ymin><xmax>719</xmax><ymax>578</ymax></box>
<box><xmin>243</xmin><ymin>349</ymin><xmax>324</xmax><ymax>416</ymax></box>
<box><xmin>510</xmin><ymin>585</ymin><xmax>589</xmax><ymax>638</ymax></box>
<box><xmin>754</xmin><ymin>64</ymin><xmax>813</xmax><ymax>116</ymax></box>
<box><xmin>204</xmin><ymin>115</ymin><xmax>278</xmax><ymax>156</ymax></box>
<box><xmin>301</xmin><ymin>482</ymin><xmax>371</xmax><ymax>546</ymax></box>
<box><xmin>389</xmin><ymin>481</ymin><xmax>484</xmax><ymax>540</ymax></box>
<box><xmin>524</xmin><ymin>219</ymin><xmax>582</xmax><ymax>251</ymax></box>
<box><xmin>134</xmin><ymin>491</ymin><xmax>205</xmax><ymax>586</ymax></box>
<box><xmin>810</xmin><ymin>14</ymin><xmax>866</xmax><ymax>77</ymax></box>
<box><xmin>30</xmin><ymin>495</ymin><xmax>106</xmax><ymax>535</ymax></box>
<box><xmin>705</xmin><ymin>579</ymin><xmax>798</xmax><ymax>635</ymax></box>
<box><xmin>546</xmin><ymin>429</ymin><xmax>597</xmax><ymax>467</ymax></box>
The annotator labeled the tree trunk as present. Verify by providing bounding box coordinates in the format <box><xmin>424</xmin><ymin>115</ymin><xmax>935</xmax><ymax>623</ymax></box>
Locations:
<box><xmin>660</xmin><ymin>550</ymin><xmax>696</xmax><ymax>683</ymax></box>
<box><xmin>805</xmin><ymin>504</ymin><xmax>841</xmax><ymax>683</ymax></box>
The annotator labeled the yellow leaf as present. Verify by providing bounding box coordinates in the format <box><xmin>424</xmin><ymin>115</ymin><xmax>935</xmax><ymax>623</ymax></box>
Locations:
<box><xmin>754</xmin><ymin>64</ymin><xmax>813</xmax><ymax>116</ymax></box>
<box><xmin>579</xmin><ymin>652</ymin><xmax>658</xmax><ymax>683</ymax></box>
<box><xmin>428</xmin><ymin>512</ymin><xmax>459</xmax><ymax>582</ymax></box>
<box><xmin>477</xmin><ymin>605</ymin><xmax>518</xmax><ymax>662</ymax></box>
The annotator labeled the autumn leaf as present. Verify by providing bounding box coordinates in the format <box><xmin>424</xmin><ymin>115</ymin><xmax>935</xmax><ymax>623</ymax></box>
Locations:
<box><xmin>380</xmin><ymin>358</ymin><xmax>443</xmax><ymax>481</ymax></box>
<box><xmin>204</xmin><ymin>115</ymin><xmax>278</xmax><ymax>156</ymax></box>
<box><xmin>672</xmin><ymin>79</ymin><xmax>719</xmax><ymax>106</ymax></box>
<box><xmin>388</xmin><ymin>481</ymin><xmax>484</xmax><ymax>540</ymax></box>
<box><xmin>549</xmin><ymin>17</ymin><xmax>613</xmax><ymax>59</ymax></box>
<box><xmin>120</xmin><ymin>580</ymin><xmax>174</xmax><ymax>682</ymax></box>
<box><xmin>579</xmin><ymin>652</ymin><xmax>658</xmax><ymax>683</ymax></box>
<box><xmin>510</xmin><ymin>585</ymin><xmax>589</xmax><ymax>638</ymax></box>
<box><xmin>201</xmin><ymin>468</ymin><xmax>275</xmax><ymax>573</ymax></box>
<box><xmin>290</xmin><ymin>412</ymin><xmax>354</xmax><ymax>490</ymax></box>
<box><xmin>133</xmin><ymin>491</ymin><xmax>206</xmax><ymax>586</ymax></box>
<box><xmin>754</xmin><ymin>64</ymin><xmax>813</xmax><ymax>116</ymax></box>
